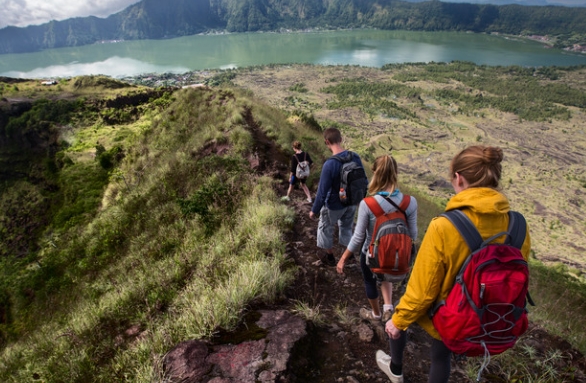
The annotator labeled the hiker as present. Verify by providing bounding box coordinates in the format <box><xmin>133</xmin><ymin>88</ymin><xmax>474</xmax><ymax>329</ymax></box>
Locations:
<box><xmin>336</xmin><ymin>155</ymin><xmax>418</xmax><ymax>323</ymax></box>
<box><xmin>283</xmin><ymin>140</ymin><xmax>313</xmax><ymax>203</ymax></box>
<box><xmin>376</xmin><ymin>145</ymin><xmax>531</xmax><ymax>383</ymax></box>
<box><xmin>309</xmin><ymin>127</ymin><xmax>366</xmax><ymax>266</ymax></box>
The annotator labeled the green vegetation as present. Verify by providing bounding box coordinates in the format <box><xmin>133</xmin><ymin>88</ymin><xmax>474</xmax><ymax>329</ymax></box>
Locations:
<box><xmin>386</xmin><ymin>62</ymin><xmax>585</xmax><ymax>122</ymax></box>
<box><xmin>322</xmin><ymin>78</ymin><xmax>419</xmax><ymax>121</ymax></box>
<box><xmin>289</xmin><ymin>83</ymin><xmax>308</xmax><ymax>93</ymax></box>
<box><xmin>0</xmin><ymin>81</ymin><xmax>314</xmax><ymax>382</ymax></box>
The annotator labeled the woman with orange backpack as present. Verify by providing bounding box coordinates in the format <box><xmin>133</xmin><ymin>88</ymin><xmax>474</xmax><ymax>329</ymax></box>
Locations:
<box><xmin>377</xmin><ymin>146</ymin><xmax>532</xmax><ymax>383</ymax></box>
<box><xmin>336</xmin><ymin>155</ymin><xmax>418</xmax><ymax>324</ymax></box>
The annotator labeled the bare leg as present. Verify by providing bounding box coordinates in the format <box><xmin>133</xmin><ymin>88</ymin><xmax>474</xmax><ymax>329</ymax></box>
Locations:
<box><xmin>380</xmin><ymin>281</ymin><xmax>393</xmax><ymax>306</ymax></box>
<box><xmin>368</xmin><ymin>297</ymin><xmax>381</xmax><ymax>317</ymax></box>
<box><xmin>301</xmin><ymin>183</ymin><xmax>311</xmax><ymax>200</ymax></box>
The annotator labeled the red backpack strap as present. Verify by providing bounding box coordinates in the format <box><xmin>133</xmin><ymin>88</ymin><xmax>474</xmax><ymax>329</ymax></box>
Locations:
<box><xmin>398</xmin><ymin>195</ymin><xmax>411</xmax><ymax>214</ymax></box>
<box><xmin>364</xmin><ymin>196</ymin><xmax>384</xmax><ymax>217</ymax></box>
<box><xmin>384</xmin><ymin>195</ymin><xmax>411</xmax><ymax>218</ymax></box>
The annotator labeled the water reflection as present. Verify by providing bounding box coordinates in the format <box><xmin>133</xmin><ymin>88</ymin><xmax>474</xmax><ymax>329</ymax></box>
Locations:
<box><xmin>0</xmin><ymin>30</ymin><xmax>585</xmax><ymax>78</ymax></box>
<box><xmin>1</xmin><ymin>57</ymin><xmax>189</xmax><ymax>78</ymax></box>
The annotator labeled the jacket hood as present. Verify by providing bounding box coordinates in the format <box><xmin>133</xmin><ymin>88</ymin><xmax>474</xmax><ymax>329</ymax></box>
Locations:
<box><xmin>445</xmin><ymin>187</ymin><xmax>509</xmax><ymax>215</ymax></box>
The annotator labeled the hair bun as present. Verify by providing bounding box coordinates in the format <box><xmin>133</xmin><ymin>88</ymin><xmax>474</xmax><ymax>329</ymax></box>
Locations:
<box><xmin>483</xmin><ymin>146</ymin><xmax>503</xmax><ymax>165</ymax></box>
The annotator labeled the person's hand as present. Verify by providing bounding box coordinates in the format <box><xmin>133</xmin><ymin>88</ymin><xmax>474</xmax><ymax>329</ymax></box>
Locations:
<box><xmin>309</xmin><ymin>211</ymin><xmax>315</xmax><ymax>220</ymax></box>
<box><xmin>336</xmin><ymin>258</ymin><xmax>345</xmax><ymax>274</ymax></box>
<box><xmin>385</xmin><ymin>319</ymin><xmax>402</xmax><ymax>339</ymax></box>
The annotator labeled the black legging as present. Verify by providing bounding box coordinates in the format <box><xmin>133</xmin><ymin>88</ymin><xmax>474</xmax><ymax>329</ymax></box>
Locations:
<box><xmin>389</xmin><ymin>332</ymin><xmax>452</xmax><ymax>383</ymax></box>
<box><xmin>360</xmin><ymin>251</ymin><xmax>379</xmax><ymax>300</ymax></box>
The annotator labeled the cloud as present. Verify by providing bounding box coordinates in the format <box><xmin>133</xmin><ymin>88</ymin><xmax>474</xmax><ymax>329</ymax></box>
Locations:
<box><xmin>0</xmin><ymin>56</ymin><xmax>190</xmax><ymax>78</ymax></box>
<box><xmin>0</xmin><ymin>0</ymin><xmax>142</xmax><ymax>29</ymax></box>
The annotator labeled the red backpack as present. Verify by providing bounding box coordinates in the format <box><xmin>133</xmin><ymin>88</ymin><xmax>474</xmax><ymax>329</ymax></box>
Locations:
<box><xmin>430</xmin><ymin>209</ymin><xmax>531</xmax><ymax>359</ymax></box>
<box><xmin>364</xmin><ymin>195</ymin><xmax>413</xmax><ymax>276</ymax></box>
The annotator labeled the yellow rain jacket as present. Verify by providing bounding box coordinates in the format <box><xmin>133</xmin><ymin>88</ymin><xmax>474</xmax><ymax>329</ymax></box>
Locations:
<box><xmin>392</xmin><ymin>187</ymin><xmax>531</xmax><ymax>340</ymax></box>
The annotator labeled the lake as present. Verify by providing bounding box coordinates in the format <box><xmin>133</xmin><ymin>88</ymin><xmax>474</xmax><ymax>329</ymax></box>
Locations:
<box><xmin>1</xmin><ymin>29</ymin><xmax>586</xmax><ymax>78</ymax></box>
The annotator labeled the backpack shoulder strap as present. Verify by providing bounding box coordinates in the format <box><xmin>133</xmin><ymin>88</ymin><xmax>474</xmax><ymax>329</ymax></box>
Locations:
<box><xmin>440</xmin><ymin>209</ymin><xmax>483</xmax><ymax>252</ymax></box>
<box><xmin>507</xmin><ymin>211</ymin><xmax>527</xmax><ymax>249</ymax></box>
<box><xmin>383</xmin><ymin>194</ymin><xmax>411</xmax><ymax>213</ymax></box>
<box><xmin>384</xmin><ymin>195</ymin><xmax>410</xmax><ymax>217</ymax></box>
<box><xmin>441</xmin><ymin>210</ymin><xmax>527</xmax><ymax>251</ymax></box>
<box><xmin>364</xmin><ymin>196</ymin><xmax>385</xmax><ymax>217</ymax></box>
<box><xmin>399</xmin><ymin>195</ymin><xmax>411</xmax><ymax>212</ymax></box>
<box><xmin>333</xmin><ymin>151</ymin><xmax>353</xmax><ymax>163</ymax></box>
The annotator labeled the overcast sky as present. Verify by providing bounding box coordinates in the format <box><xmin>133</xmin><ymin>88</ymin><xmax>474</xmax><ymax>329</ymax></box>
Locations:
<box><xmin>0</xmin><ymin>0</ymin><xmax>141</xmax><ymax>29</ymax></box>
<box><xmin>2</xmin><ymin>0</ymin><xmax>586</xmax><ymax>30</ymax></box>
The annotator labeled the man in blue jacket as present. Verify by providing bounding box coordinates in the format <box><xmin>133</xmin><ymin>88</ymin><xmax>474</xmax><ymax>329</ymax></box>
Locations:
<box><xmin>309</xmin><ymin>127</ymin><xmax>365</xmax><ymax>266</ymax></box>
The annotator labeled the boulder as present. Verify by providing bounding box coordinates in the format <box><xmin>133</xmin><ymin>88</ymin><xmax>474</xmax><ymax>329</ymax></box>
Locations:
<box><xmin>163</xmin><ymin>310</ymin><xmax>307</xmax><ymax>383</ymax></box>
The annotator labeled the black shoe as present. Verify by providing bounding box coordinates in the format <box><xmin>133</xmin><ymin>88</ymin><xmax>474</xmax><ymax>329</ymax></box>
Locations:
<box><xmin>324</xmin><ymin>253</ymin><xmax>336</xmax><ymax>266</ymax></box>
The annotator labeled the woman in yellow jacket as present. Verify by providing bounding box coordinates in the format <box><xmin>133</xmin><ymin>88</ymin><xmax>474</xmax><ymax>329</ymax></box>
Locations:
<box><xmin>376</xmin><ymin>146</ymin><xmax>531</xmax><ymax>383</ymax></box>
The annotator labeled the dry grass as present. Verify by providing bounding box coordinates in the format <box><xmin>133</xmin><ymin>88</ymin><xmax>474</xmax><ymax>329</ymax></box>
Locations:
<box><xmin>232</xmin><ymin>63</ymin><xmax>586</xmax><ymax>276</ymax></box>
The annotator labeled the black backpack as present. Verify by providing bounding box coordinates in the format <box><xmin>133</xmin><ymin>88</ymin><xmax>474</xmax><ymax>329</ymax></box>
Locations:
<box><xmin>333</xmin><ymin>151</ymin><xmax>368</xmax><ymax>206</ymax></box>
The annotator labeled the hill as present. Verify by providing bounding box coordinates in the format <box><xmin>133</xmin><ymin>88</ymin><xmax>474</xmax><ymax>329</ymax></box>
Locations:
<box><xmin>1</xmin><ymin>0</ymin><xmax>586</xmax><ymax>54</ymax></box>
<box><xmin>1</xmin><ymin>65</ymin><xmax>586</xmax><ymax>381</ymax></box>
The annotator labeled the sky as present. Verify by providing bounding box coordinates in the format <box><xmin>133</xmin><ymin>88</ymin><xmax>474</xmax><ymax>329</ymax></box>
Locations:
<box><xmin>0</xmin><ymin>0</ymin><xmax>141</xmax><ymax>29</ymax></box>
<box><xmin>1</xmin><ymin>0</ymin><xmax>586</xmax><ymax>30</ymax></box>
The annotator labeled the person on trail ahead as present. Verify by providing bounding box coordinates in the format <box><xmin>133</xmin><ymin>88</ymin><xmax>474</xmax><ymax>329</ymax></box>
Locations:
<box><xmin>376</xmin><ymin>145</ymin><xmax>531</xmax><ymax>383</ymax></box>
<box><xmin>282</xmin><ymin>140</ymin><xmax>313</xmax><ymax>203</ymax></box>
<box><xmin>336</xmin><ymin>154</ymin><xmax>418</xmax><ymax>324</ymax></box>
<box><xmin>309</xmin><ymin>127</ymin><xmax>365</xmax><ymax>266</ymax></box>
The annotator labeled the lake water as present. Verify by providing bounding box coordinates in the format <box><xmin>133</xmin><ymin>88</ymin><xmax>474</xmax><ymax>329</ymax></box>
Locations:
<box><xmin>1</xmin><ymin>29</ymin><xmax>586</xmax><ymax>78</ymax></box>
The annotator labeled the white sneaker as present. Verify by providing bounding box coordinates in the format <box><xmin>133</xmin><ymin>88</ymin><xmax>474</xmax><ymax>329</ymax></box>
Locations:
<box><xmin>376</xmin><ymin>350</ymin><xmax>404</xmax><ymax>383</ymax></box>
<box><xmin>359</xmin><ymin>307</ymin><xmax>381</xmax><ymax>322</ymax></box>
<box><xmin>382</xmin><ymin>309</ymin><xmax>393</xmax><ymax>323</ymax></box>
<box><xmin>307</xmin><ymin>197</ymin><xmax>313</xmax><ymax>203</ymax></box>
<box><xmin>281</xmin><ymin>196</ymin><xmax>290</xmax><ymax>202</ymax></box>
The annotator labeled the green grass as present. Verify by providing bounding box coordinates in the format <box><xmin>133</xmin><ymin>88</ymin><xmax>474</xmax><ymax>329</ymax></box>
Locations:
<box><xmin>0</xmin><ymin>84</ymin><xmax>307</xmax><ymax>382</ymax></box>
<box><xmin>528</xmin><ymin>261</ymin><xmax>586</xmax><ymax>352</ymax></box>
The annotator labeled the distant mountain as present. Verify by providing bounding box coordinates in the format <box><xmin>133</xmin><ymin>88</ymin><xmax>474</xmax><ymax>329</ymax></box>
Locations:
<box><xmin>404</xmin><ymin>0</ymin><xmax>586</xmax><ymax>5</ymax></box>
<box><xmin>408</xmin><ymin>0</ymin><xmax>583</xmax><ymax>5</ymax></box>
<box><xmin>1</xmin><ymin>0</ymin><xmax>586</xmax><ymax>54</ymax></box>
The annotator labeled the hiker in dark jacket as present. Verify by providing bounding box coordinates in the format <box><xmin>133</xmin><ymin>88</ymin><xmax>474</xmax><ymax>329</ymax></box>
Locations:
<box><xmin>309</xmin><ymin>127</ymin><xmax>365</xmax><ymax>266</ymax></box>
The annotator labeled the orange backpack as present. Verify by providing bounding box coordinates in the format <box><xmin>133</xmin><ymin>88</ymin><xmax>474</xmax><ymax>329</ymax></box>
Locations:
<box><xmin>364</xmin><ymin>195</ymin><xmax>413</xmax><ymax>276</ymax></box>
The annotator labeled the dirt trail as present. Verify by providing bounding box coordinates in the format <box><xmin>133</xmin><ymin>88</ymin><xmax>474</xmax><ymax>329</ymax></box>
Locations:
<box><xmin>272</xmin><ymin>183</ymin><xmax>470</xmax><ymax>383</ymax></box>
